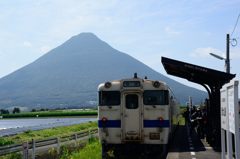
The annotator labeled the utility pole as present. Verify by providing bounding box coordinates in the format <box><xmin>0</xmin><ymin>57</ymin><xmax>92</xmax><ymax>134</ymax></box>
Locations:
<box><xmin>210</xmin><ymin>34</ymin><xmax>231</xmax><ymax>73</ymax></box>
<box><xmin>226</xmin><ymin>34</ymin><xmax>230</xmax><ymax>73</ymax></box>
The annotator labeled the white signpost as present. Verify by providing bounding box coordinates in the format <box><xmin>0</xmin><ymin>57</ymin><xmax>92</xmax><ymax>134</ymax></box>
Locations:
<box><xmin>221</xmin><ymin>80</ymin><xmax>239</xmax><ymax>159</ymax></box>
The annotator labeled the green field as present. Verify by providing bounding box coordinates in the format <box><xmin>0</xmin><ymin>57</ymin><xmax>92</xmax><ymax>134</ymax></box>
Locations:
<box><xmin>1</xmin><ymin>109</ymin><xmax>97</xmax><ymax>118</ymax></box>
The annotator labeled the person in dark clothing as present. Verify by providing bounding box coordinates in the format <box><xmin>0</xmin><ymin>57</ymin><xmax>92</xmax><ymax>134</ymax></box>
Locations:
<box><xmin>201</xmin><ymin>108</ymin><xmax>207</xmax><ymax>138</ymax></box>
<box><xmin>190</xmin><ymin>107</ymin><xmax>204</xmax><ymax>138</ymax></box>
<box><xmin>190</xmin><ymin>106</ymin><xmax>197</xmax><ymax>134</ymax></box>
<box><xmin>196</xmin><ymin>108</ymin><xmax>204</xmax><ymax>138</ymax></box>
<box><xmin>183</xmin><ymin>106</ymin><xmax>190</xmax><ymax>125</ymax></box>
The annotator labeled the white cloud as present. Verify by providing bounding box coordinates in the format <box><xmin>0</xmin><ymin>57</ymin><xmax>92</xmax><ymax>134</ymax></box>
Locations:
<box><xmin>23</xmin><ymin>41</ymin><xmax>32</xmax><ymax>47</ymax></box>
<box><xmin>190</xmin><ymin>47</ymin><xmax>224</xmax><ymax>58</ymax></box>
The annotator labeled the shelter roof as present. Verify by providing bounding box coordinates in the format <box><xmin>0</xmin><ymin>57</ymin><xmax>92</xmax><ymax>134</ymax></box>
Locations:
<box><xmin>161</xmin><ymin>57</ymin><xmax>235</xmax><ymax>86</ymax></box>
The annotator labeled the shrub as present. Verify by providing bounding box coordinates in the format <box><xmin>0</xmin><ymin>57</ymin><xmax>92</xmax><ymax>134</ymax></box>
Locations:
<box><xmin>0</xmin><ymin>138</ymin><xmax>14</xmax><ymax>146</ymax></box>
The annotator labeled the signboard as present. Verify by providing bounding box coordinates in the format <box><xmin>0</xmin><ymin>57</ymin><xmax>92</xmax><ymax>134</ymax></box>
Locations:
<box><xmin>220</xmin><ymin>79</ymin><xmax>239</xmax><ymax>159</ymax></box>
<box><xmin>227</xmin><ymin>86</ymin><xmax>235</xmax><ymax>133</ymax></box>
<box><xmin>220</xmin><ymin>89</ymin><xmax>227</xmax><ymax>130</ymax></box>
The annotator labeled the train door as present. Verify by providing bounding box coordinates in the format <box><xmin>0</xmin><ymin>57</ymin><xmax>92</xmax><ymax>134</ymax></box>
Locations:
<box><xmin>122</xmin><ymin>93</ymin><xmax>142</xmax><ymax>141</ymax></box>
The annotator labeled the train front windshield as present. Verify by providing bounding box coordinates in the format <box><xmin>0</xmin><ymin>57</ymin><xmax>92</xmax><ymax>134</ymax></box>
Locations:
<box><xmin>99</xmin><ymin>91</ymin><xmax>120</xmax><ymax>106</ymax></box>
<box><xmin>143</xmin><ymin>90</ymin><xmax>169</xmax><ymax>105</ymax></box>
<box><xmin>99</xmin><ymin>90</ymin><xmax>169</xmax><ymax>106</ymax></box>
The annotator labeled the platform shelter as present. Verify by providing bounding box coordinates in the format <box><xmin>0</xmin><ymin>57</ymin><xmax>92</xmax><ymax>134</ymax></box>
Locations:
<box><xmin>161</xmin><ymin>57</ymin><xmax>235</xmax><ymax>149</ymax></box>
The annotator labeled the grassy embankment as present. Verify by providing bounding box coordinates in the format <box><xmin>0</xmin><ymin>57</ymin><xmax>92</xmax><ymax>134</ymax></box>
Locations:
<box><xmin>0</xmin><ymin>137</ymin><xmax>101</xmax><ymax>159</ymax></box>
<box><xmin>1</xmin><ymin>109</ymin><xmax>97</xmax><ymax>118</ymax></box>
<box><xmin>60</xmin><ymin>138</ymin><xmax>101</xmax><ymax>159</ymax></box>
<box><xmin>0</xmin><ymin>121</ymin><xmax>97</xmax><ymax>146</ymax></box>
<box><xmin>0</xmin><ymin>121</ymin><xmax>99</xmax><ymax>159</ymax></box>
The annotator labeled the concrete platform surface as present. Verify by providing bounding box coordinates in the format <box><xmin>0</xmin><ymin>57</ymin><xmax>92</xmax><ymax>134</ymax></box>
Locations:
<box><xmin>167</xmin><ymin>125</ymin><xmax>221</xmax><ymax>159</ymax></box>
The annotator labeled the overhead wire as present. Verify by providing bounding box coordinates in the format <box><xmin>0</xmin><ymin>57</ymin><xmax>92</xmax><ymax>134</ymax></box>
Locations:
<box><xmin>231</xmin><ymin>13</ymin><xmax>240</xmax><ymax>37</ymax></box>
<box><xmin>230</xmin><ymin>13</ymin><xmax>240</xmax><ymax>47</ymax></box>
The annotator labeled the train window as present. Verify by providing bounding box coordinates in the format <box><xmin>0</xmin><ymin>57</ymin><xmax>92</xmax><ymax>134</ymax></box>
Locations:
<box><xmin>126</xmin><ymin>94</ymin><xmax>138</xmax><ymax>109</ymax></box>
<box><xmin>143</xmin><ymin>90</ymin><xmax>169</xmax><ymax>105</ymax></box>
<box><xmin>99</xmin><ymin>91</ymin><xmax>120</xmax><ymax>106</ymax></box>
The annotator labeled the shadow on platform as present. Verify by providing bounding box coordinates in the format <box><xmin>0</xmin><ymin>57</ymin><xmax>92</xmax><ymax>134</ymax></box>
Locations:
<box><xmin>168</xmin><ymin>125</ymin><xmax>206</xmax><ymax>152</ymax></box>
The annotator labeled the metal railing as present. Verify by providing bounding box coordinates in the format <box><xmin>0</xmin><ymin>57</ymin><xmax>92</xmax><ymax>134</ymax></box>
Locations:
<box><xmin>0</xmin><ymin>128</ymin><xmax>98</xmax><ymax>159</ymax></box>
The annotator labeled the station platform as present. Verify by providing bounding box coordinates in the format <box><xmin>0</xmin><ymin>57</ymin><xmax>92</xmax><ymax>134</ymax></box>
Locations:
<box><xmin>167</xmin><ymin>125</ymin><xmax>221</xmax><ymax>159</ymax></box>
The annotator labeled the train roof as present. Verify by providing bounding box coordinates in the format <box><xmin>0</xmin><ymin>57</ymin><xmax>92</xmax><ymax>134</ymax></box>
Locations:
<box><xmin>98</xmin><ymin>76</ymin><xmax>169</xmax><ymax>90</ymax></box>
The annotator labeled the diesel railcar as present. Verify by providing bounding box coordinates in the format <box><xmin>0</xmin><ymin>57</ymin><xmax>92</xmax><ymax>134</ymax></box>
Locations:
<box><xmin>98</xmin><ymin>74</ymin><xmax>179</xmax><ymax>158</ymax></box>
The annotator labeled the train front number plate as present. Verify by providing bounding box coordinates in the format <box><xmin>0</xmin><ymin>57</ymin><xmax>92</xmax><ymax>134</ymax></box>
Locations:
<box><xmin>149</xmin><ymin>132</ymin><xmax>160</xmax><ymax>140</ymax></box>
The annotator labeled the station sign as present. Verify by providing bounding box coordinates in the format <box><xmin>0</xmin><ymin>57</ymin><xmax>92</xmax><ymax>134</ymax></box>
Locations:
<box><xmin>220</xmin><ymin>89</ymin><xmax>227</xmax><ymax>130</ymax></box>
<box><xmin>220</xmin><ymin>79</ymin><xmax>239</xmax><ymax>159</ymax></box>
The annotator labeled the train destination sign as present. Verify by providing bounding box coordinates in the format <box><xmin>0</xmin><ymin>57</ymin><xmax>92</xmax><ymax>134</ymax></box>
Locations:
<box><xmin>123</xmin><ymin>81</ymin><xmax>140</xmax><ymax>87</ymax></box>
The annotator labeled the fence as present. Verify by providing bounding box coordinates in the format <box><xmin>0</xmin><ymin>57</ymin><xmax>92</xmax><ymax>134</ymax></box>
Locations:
<box><xmin>0</xmin><ymin>128</ymin><xmax>98</xmax><ymax>159</ymax></box>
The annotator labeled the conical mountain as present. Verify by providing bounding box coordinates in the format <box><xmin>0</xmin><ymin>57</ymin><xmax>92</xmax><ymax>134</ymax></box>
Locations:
<box><xmin>0</xmin><ymin>33</ymin><xmax>206</xmax><ymax>109</ymax></box>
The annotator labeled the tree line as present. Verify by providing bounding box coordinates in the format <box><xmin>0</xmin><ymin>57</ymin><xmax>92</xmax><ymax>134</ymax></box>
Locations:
<box><xmin>0</xmin><ymin>107</ymin><xmax>21</xmax><ymax>114</ymax></box>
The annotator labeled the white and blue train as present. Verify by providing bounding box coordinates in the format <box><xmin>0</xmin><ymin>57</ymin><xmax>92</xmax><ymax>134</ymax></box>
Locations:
<box><xmin>98</xmin><ymin>74</ymin><xmax>180</xmax><ymax>158</ymax></box>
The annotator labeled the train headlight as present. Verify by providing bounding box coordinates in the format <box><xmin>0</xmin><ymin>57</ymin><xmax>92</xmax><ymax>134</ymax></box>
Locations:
<box><xmin>153</xmin><ymin>81</ymin><xmax>160</xmax><ymax>88</ymax></box>
<box><xmin>104</xmin><ymin>82</ymin><xmax>112</xmax><ymax>88</ymax></box>
<box><xmin>102</xmin><ymin>117</ymin><xmax>108</xmax><ymax>122</ymax></box>
<box><xmin>158</xmin><ymin>116</ymin><xmax>164</xmax><ymax>122</ymax></box>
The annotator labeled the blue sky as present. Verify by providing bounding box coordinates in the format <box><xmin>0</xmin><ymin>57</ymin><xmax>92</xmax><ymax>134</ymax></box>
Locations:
<box><xmin>0</xmin><ymin>0</ymin><xmax>239</xmax><ymax>91</ymax></box>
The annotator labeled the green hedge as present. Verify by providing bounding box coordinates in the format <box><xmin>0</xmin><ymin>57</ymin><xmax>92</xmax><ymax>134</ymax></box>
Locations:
<box><xmin>1</xmin><ymin>111</ymin><xmax>97</xmax><ymax>118</ymax></box>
